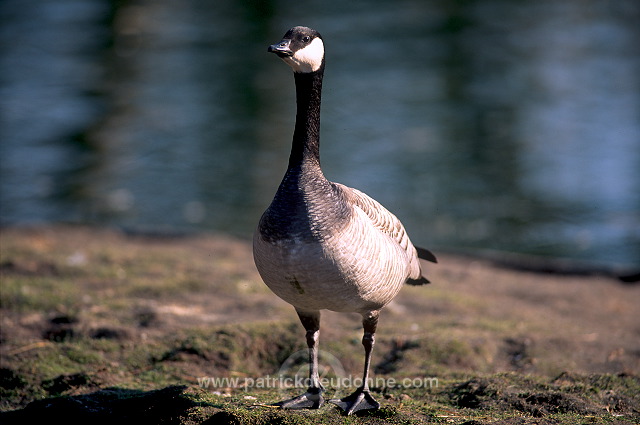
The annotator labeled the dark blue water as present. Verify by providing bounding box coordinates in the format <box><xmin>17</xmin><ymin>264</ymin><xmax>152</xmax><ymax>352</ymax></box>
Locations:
<box><xmin>1</xmin><ymin>0</ymin><xmax>639</xmax><ymax>268</ymax></box>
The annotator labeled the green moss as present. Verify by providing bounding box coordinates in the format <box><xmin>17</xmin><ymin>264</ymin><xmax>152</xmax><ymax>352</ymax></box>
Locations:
<box><xmin>63</xmin><ymin>345</ymin><xmax>105</xmax><ymax>365</ymax></box>
<box><xmin>0</xmin><ymin>276</ymin><xmax>81</xmax><ymax>312</ymax></box>
<box><xmin>2</xmin><ymin>227</ymin><xmax>639</xmax><ymax>424</ymax></box>
<box><xmin>155</xmin><ymin>322</ymin><xmax>305</xmax><ymax>377</ymax></box>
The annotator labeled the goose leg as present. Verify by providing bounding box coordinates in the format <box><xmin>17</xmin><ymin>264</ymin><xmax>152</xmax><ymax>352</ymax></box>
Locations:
<box><xmin>330</xmin><ymin>311</ymin><xmax>380</xmax><ymax>415</ymax></box>
<box><xmin>275</xmin><ymin>309</ymin><xmax>324</xmax><ymax>409</ymax></box>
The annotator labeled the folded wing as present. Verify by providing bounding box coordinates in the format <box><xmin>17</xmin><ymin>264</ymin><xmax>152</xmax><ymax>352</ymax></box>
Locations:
<box><xmin>334</xmin><ymin>183</ymin><xmax>436</xmax><ymax>285</ymax></box>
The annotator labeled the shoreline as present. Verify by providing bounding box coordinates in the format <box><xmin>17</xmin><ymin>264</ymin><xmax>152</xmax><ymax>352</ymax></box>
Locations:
<box><xmin>4</xmin><ymin>222</ymin><xmax>637</xmax><ymax>280</ymax></box>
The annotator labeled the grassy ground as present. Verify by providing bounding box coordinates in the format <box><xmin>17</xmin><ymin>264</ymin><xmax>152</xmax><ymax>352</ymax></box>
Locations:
<box><xmin>1</xmin><ymin>225</ymin><xmax>638</xmax><ymax>424</ymax></box>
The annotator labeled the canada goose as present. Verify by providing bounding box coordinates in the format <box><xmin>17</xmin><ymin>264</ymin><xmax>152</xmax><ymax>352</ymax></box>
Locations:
<box><xmin>253</xmin><ymin>26</ymin><xmax>437</xmax><ymax>415</ymax></box>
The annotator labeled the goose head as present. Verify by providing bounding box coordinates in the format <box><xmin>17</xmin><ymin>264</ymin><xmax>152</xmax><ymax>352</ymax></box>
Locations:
<box><xmin>268</xmin><ymin>26</ymin><xmax>324</xmax><ymax>73</ymax></box>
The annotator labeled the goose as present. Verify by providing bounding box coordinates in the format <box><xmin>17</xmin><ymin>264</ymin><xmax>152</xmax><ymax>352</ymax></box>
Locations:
<box><xmin>253</xmin><ymin>26</ymin><xmax>437</xmax><ymax>415</ymax></box>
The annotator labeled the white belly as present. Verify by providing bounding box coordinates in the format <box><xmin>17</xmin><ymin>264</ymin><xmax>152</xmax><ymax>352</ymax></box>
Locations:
<box><xmin>252</xmin><ymin>219</ymin><xmax>408</xmax><ymax>314</ymax></box>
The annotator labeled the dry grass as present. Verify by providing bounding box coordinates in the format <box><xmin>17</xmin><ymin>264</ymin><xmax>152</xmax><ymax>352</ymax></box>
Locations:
<box><xmin>1</xmin><ymin>225</ymin><xmax>639</xmax><ymax>424</ymax></box>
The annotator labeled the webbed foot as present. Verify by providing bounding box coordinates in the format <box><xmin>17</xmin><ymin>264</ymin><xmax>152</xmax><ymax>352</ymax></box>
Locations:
<box><xmin>274</xmin><ymin>387</ymin><xmax>324</xmax><ymax>409</ymax></box>
<box><xmin>329</xmin><ymin>387</ymin><xmax>380</xmax><ymax>415</ymax></box>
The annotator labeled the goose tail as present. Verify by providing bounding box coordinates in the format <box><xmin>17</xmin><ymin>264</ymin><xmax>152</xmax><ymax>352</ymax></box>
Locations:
<box><xmin>416</xmin><ymin>246</ymin><xmax>438</xmax><ymax>263</ymax></box>
<box><xmin>406</xmin><ymin>246</ymin><xmax>437</xmax><ymax>286</ymax></box>
<box><xmin>406</xmin><ymin>276</ymin><xmax>431</xmax><ymax>285</ymax></box>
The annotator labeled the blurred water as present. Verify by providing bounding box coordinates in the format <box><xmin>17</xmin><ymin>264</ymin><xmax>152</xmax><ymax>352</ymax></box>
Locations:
<box><xmin>1</xmin><ymin>0</ymin><xmax>639</xmax><ymax>267</ymax></box>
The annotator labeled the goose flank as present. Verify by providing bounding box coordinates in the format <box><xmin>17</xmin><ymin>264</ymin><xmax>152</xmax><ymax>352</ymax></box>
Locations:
<box><xmin>253</xmin><ymin>26</ymin><xmax>437</xmax><ymax>415</ymax></box>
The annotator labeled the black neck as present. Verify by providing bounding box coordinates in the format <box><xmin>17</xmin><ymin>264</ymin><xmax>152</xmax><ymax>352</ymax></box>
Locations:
<box><xmin>288</xmin><ymin>65</ymin><xmax>324</xmax><ymax>169</ymax></box>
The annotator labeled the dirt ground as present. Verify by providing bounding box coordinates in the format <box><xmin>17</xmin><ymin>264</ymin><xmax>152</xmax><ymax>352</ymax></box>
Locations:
<box><xmin>0</xmin><ymin>225</ymin><xmax>638</xmax><ymax>424</ymax></box>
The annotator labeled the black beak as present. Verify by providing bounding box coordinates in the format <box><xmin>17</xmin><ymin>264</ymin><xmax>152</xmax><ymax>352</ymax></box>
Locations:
<box><xmin>268</xmin><ymin>39</ymin><xmax>293</xmax><ymax>58</ymax></box>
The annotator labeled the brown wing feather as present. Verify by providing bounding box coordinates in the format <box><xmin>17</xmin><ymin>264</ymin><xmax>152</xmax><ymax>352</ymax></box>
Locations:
<box><xmin>334</xmin><ymin>183</ymin><xmax>432</xmax><ymax>283</ymax></box>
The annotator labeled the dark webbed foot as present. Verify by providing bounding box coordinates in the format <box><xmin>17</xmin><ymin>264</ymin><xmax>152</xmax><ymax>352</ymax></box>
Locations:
<box><xmin>329</xmin><ymin>387</ymin><xmax>380</xmax><ymax>415</ymax></box>
<box><xmin>275</xmin><ymin>386</ymin><xmax>324</xmax><ymax>409</ymax></box>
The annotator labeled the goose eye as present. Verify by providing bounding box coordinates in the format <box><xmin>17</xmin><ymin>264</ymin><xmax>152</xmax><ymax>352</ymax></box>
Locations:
<box><xmin>302</xmin><ymin>36</ymin><xmax>311</xmax><ymax>43</ymax></box>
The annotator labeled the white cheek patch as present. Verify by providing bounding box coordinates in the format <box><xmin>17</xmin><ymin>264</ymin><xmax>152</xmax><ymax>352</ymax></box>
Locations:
<box><xmin>282</xmin><ymin>37</ymin><xmax>325</xmax><ymax>73</ymax></box>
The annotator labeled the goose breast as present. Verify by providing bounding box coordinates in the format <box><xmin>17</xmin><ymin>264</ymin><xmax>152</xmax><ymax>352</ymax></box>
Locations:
<box><xmin>253</xmin><ymin>185</ymin><xmax>412</xmax><ymax>314</ymax></box>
